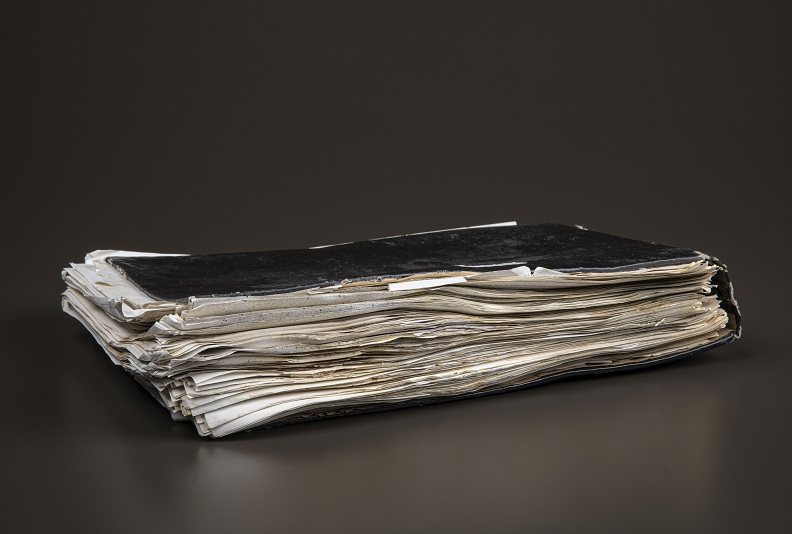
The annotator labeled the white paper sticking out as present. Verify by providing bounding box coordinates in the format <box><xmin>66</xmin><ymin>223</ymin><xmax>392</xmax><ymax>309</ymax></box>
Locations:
<box><xmin>121</xmin><ymin>302</ymin><xmax>150</xmax><ymax>318</ymax></box>
<box><xmin>510</xmin><ymin>266</ymin><xmax>533</xmax><ymax>276</ymax></box>
<box><xmin>311</xmin><ymin>221</ymin><xmax>518</xmax><ymax>249</ymax></box>
<box><xmin>309</xmin><ymin>242</ymin><xmax>353</xmax><ymax>250</ymax></box>
<box><xmin>371</xmin><ymin>221</ymin><xmax>517</xmax><ymax>241</ymax></box>
<box><xmin>466</xmin><ymin>266</ymin><xmax>532</xmax><ymax>279</ymax></box>
<box><xmin>533</xmin><ymin>266</ymin><xmax>565</xmax><ymax>277</ymax></box>
<box><xmin>388</xmin><ymin>276</ymin><xmax>468</xmax><ymax>291</ymax></box>
<box><xmin>455</xmin><ymin>261</ymin><xmax>526</xmax><ymax>269</ymax></box>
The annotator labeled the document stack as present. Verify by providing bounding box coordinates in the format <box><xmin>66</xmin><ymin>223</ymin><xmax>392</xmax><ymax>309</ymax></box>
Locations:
<box><xmin>62</xmin><ymin>223</ymin><xmax>740</xmax><ymax>437</ymax></box>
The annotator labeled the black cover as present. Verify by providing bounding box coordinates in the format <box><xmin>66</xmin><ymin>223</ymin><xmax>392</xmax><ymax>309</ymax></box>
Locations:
<box><xmin>109</xmin><ymin>223</ymin><xmax>704</xmax><ymax>301</ymax></box>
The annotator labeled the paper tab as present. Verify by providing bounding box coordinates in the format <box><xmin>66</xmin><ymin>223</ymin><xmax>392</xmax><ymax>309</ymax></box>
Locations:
<box><xmin>388</xmin><ymin>276</ymin><xmax>468</xmax><ymax>291</ymax></box>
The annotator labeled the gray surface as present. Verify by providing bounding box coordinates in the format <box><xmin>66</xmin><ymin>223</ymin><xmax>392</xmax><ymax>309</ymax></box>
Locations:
<box><xmin>2</xmin><ymin>2</ymin><xmax>790</xmax><ymax>532</ymax></box>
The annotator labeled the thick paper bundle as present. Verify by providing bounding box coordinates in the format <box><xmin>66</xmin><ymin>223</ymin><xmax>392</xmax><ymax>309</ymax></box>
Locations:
<box><xmin>62</xmin><ymin>223</ymin><xmax>740</xmax><ymax>437</ymax></box>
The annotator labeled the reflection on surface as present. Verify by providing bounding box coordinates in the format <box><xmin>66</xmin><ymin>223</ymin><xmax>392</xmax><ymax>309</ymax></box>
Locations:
<box><xmin>10</xmin><ymin>311</ymin><xmax>753</xmax><ymax>532</ymax></box>
<box><xmin>129</xmin><ymin>362</ymin><xmax>728</xmax><ymax>531</ymax></box>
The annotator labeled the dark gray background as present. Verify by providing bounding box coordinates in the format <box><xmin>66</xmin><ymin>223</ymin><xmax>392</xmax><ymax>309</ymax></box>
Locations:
<box><xmin>2</xmin><ymin>2</ymin><xmax>789</xmax><ymax>532</ymax></box>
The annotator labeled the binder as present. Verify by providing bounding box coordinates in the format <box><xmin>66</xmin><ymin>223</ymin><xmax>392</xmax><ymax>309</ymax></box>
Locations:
<box><xmin>62</xmin><ymin>223</ymin><xmax>740</xmax><ymax>437</ymax></box>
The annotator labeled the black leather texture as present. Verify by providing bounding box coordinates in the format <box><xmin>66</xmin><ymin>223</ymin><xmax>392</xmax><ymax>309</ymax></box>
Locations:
<box><xmin>108</xmin><ymin>223</ymin><xmax>703</xmax><ymax>301</ymax></box>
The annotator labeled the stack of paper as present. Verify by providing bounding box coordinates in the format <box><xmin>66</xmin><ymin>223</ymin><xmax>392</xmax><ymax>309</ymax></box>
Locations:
<box><xmin>62</xmin><ymin>223</ymin><xmax>740</xmax><ymax>437</ymax></box>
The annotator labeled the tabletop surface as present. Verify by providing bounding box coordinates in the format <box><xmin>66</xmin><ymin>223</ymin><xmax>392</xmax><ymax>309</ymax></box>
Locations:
<box><xmin>3</xmin><ymin>2</ymin><xmax>790</xmax><ymax>533</ymax></box>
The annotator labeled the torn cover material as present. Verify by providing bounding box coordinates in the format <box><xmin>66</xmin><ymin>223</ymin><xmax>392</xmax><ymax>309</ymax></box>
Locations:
<box><xmin>62</xmin><ymin>223</ymin><xmax>741</xmax><ymax>437</ymax></box>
